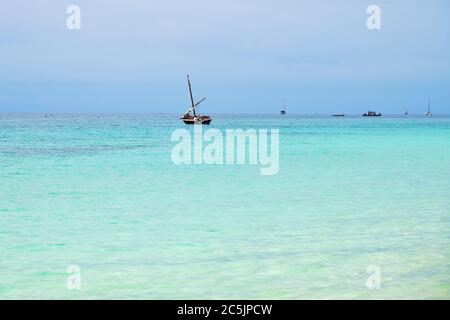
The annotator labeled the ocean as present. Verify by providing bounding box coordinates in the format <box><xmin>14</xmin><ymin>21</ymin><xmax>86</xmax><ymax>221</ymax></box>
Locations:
<box><xmin>0</xmin><ymin>113</ymin><xmax>449</xmax><ymax>299</ymax></box>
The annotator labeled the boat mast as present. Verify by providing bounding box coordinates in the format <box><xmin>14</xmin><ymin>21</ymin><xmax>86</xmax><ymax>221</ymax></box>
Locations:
<box><xmin>187</xmin><ymin>75</ymin><xmax>196</xmax><ymax>116</ymax></box>
<box><xmin>428</xmin><ymin>99</ymin><xmax>431</xmax><ymax>114</ymax></box>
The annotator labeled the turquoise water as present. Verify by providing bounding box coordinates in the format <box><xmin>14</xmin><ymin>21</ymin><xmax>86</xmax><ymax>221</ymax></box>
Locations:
<box><xmin>0</xmin><ymin>114</ymin><xmax>449</xmax><ymax>299</ymax></box>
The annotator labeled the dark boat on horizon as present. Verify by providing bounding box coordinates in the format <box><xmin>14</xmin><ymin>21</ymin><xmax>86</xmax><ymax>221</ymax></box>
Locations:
<box><xmin>362</xmin><ymin>110</ymin><xmax>381</xmax><ymax>117</ymax></box>
<box><xmin>280</xmin><ymin>100</ymin><xmax>287</xmax><ymax>115</ymax></box>
<box><xmin>181</xmin><ymin>75</ymin><xmax>212</xmax><ymax>125</ymax></box>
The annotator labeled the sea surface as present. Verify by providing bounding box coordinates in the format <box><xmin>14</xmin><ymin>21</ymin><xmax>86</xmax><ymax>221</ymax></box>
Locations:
<box><xmin>0</xmin><ymin>113</ymin><xmax>449</xmax><ymax>299</ymax></box>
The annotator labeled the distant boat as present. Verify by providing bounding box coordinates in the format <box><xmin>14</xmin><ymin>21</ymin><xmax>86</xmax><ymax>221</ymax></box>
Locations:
<box><xmin>405</xmin><ymin>110</ymin><xmax>408</xmax><ymax>116</ymax></box>
<box><xmin>280</xmin><ymin>100</ymin><xmax>287</xmax><ymax>115</ymax></box>
<box><xmin>363</xmin><ymin>110</ymin><xmax>381</xmax><ymax>117</ymax></box>
<box><xmin>425</xmin><ymin>100</ymin><xmax>432</xmax><ymax>116</ymax></box>
<box><xmin>332</xmin><ymin>113</ymin><xmax>345</xmax><ymax>117</ymax></box>
<box><xmin>180</xmin><ymin>75</ymin><xmax>212</xmax><ymax>125</ymax></box>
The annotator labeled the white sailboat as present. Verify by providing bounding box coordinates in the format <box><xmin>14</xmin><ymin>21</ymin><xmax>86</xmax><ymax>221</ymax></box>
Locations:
<box><xmin>425</xmin><ymin>100</ymin><xmax>432</xmax><ymax>116</ymax></box>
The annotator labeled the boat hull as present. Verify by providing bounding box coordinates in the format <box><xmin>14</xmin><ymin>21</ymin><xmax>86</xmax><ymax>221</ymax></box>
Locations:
<box><xmin>181</xmin><ymin>116</ymin><xmax>212</xmax><ymax>125</ymax></box>
<box><xmin>362</xmin><ymin>111</ymin><xmax>381</xmax><ymax>117</ymax></box>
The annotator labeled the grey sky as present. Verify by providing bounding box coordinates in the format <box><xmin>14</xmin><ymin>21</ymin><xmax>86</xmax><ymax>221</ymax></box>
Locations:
<box><xmin>0</xmin><ymin>0</ymin><xmax>449</xmax><ymax>113</ymax></box>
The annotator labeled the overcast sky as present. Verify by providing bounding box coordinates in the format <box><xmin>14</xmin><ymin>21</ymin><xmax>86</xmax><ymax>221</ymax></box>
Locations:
<box><xmin>0</xmin><ymin>0</ymin><xmax>449</xmax><ymax>114</ymax></box>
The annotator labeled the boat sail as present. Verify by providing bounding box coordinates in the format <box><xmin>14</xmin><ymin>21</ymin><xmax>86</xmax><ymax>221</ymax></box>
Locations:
<box><xmin>180</xmin><ymin>75</ymin><xmax>212</xmax><ymax>125</ymax></box>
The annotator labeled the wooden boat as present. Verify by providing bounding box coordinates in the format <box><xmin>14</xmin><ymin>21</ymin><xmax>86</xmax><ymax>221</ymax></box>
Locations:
<box><xmin>181</xmin><ymin>75</ymin><xmax>212</xmax><ymax>125</ymax></box>
<box><xmin>363</xmin><ymin>110</ymin><xmax>381</xmax><ymax>117</ymax></box>
<box><xmin>332</xmin><ymin>113</ymin><xmax>345</xmax><ymax>117</ymax></box>
<box><xmin>181</xmin><ymin>114</ymin><xmax>212</xmax><ymax>125</ymax></box>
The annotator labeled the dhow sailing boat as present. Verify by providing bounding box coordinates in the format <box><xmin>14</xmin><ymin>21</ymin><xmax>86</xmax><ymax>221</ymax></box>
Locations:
<box><xmin>180</xmin><ymin>75</ymin><xmax>212</xmax><ymax>125</ymax></box>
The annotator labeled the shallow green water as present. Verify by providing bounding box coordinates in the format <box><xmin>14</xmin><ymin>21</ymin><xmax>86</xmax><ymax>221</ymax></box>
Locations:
<box><xmin>0</xmin><ymin>114</ymin><xmax>449</xmax><ymax>299</ymax></box>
